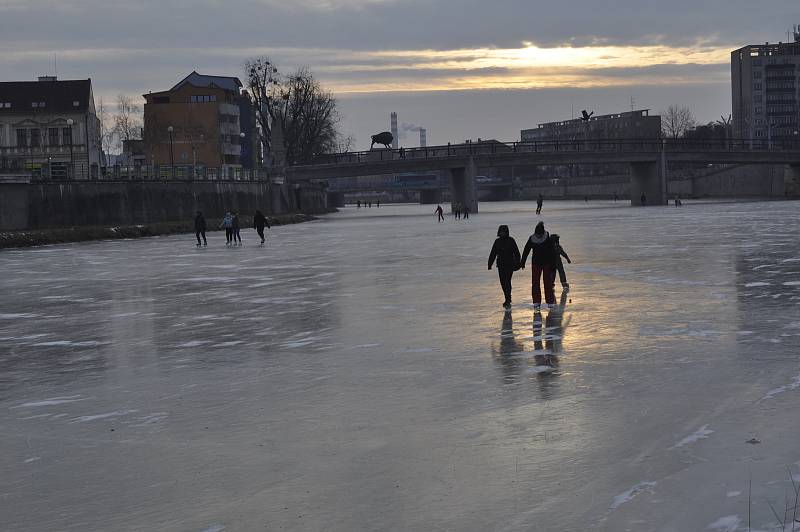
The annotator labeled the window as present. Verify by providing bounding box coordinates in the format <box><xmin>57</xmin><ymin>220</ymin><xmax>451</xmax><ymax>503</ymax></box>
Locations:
<box><xmin>754</xmin><ymin>95</ymin><xmax>763</xmax><ymax>102</ymax></box>
<box><xmin>62</xmin><ymin>127</ymin><xmax>72</xmax><ymax>145</ymax></box>
<box><xmin>16</xmin><ymin>129</ymin><xmax>27</xmax><ymax>147</ymax></box>
<box><xmin>31</xmin><ymin>102</ymin><xmax>38</xmax><ymax>108</ymax></box>
<box><xmin>0</xmin><ymin>102</ymin><xmax>9</xmax><ymax>108</ymax></box>
<box><xmin>72</xmin><ymin>101</ymin><xmax>80</xmax><ymax>107</ymax></box>
<box><xmin>48</xmin><ymin>128</ymin><xmax>59</xmax><ymax>146</ymax></box>
<box><xmin>754</xmin><ymin>71</ymin><xmax>762</xmax><ymax>79</ymax></box>
<box><xmin>755</xmin><ymin>130</ymin><xmax>764</xmax><ymax>137</ymax></box>
<box><xmin>753</xmin><ymin>59</ymin><xmax>763</xmax><ymax>66</ymax></box>
<box><xmin>30</xmin><ymin>129</ymin><xmax>40</xmax><ymax>147</ymax></box>
<box><xmin>755</xmin><ymin>107</ymin><xmax>763</xmax><ymax>114</ymax></box>
<box><xmin>754</xmin><ymin>83</ymin><xmax>762</xmax><ymax>90</ymax></box>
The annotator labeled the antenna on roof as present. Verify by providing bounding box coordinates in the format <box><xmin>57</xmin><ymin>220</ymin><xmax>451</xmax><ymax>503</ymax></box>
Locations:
<box><xmin>54</xmin><ymin>53</ymin><xmax>57</xmax><ymax>77</ymax></box>
<box><xmin>630</xmin><ymin>96</ymin><xmax>635</xmax><ymax>111</ymax></box>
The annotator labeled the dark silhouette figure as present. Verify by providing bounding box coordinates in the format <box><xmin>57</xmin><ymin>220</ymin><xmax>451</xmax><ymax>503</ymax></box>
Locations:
<box><xmin>613</xmin><ymin>193</ymin><xmax>618</xmax><ymax>202</ymax></box>
<box><xmin>641</xmin><ymin>193</ymin><xmax>647</xmax><ymax>206</ymax></box>
<box><xmin>488</xmin><ymin>224</ymin><xmax>521</xmax><ymax>309</ymax></box>
<box><xmin>536</xmin><ymin>193</ymin><xmax>543</xmax><ymax>215</ymax></box>
<box><xmin>254</xmin><ymin>210</ymin><xmax>270</xmax><ymax>244</ymax></box>
<box><xmin>463</xmin><ymin>205</ymin><xmax>470</xmax><ymax>220</ymax></box>
<box><xmin>520</xmin><ymin>221</ymin><xmax>558</xmax><ymax>306</ymax></box>
<box><xmin>399</xmin><ymin>147</ymin><xmax>406</xmax><ymax>159</ymax></box>
<box><xmin>194</xmin><ymin>211</ymin><xmax>207</xmax><ymax>246</ymax></box>
<box><xmin>232</xmin><ymin>212</ymin><xmax>242</xmax><ymax>245</ymax></box>
<box><xmin>357</xmin><ymin>200</ymin><xmax>361</xmax><ymax>209</ymax></box>
<box><xmin>377</xmin><ymin>200</ymin><xmax>380</xmax><ymax>208</ymax></box>
<box><xmin>454</xmin><ymin>203</ymin><xmax>461</xmax><ymax>220</ymax></box>
<box><xmin>368</xmin><ymin>201</ymin><xmax>372</xmax><ymax>208</ymax></box>
<box><xmin>675</xmin><ymin>195</ymin><xmax>682</xmax><ymax>207</ymax></box>
<box><xmin>220</xmin><ymin>212</ymin><xmax>233</xmax><ymax>246</ymax></box>
<box><xmin>370</xmin><ymin>131</ymin><xmax>393</xmax><ymax>149</ymax></box>
<box><xmin>550</xmin><ymin>234</ymin><xmax>571</xmax><ymax>289</ymax></box>
<box><xmin>435</xmin><ymin>205</ymin><xmax>444</xmax><ymax>222</ymax></box>
<box><xmin>492</xmin><ymin>311</ymin><xmax>526</xmax><ymax>384</ymax></box>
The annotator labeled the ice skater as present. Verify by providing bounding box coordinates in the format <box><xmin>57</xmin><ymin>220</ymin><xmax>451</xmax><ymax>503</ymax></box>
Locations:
<box><xmin>194</xmin><ymin>211</ymin><xmax>207</xmax><ymax>246</ymax></box>
<box><xmin>435</xmin><ymin>205</ymin><xmax>445</xmax><ymax>222</ymax></box>
<box><xmin>550</xmin><ymin>234</ymin><xmax>571</xmax><ymax>289</ymax></box>
<box><xmin>463</xmin><ymin>205</ymin><xmax>470</xmax><ymax>220</ymax></box>
<box><xmin>536</xmin><ymin>193</ymin><xmax>543</xmax><ymax>215</ymax></box>
<box><xmin>253</xmin><ymin>209</ymin><xmax>270</xmax><ymax>244</ymax></box>
<box><xmin>232</xmin><ymin>212</ymin><xmax>242</xmax><ymax>245</ymax></box>
<box><xmin>220</xmin><ymin>212</ymin><xmax>233</xmax><ymax>246</ymax></box>
<box><xmin>488</xmin><ymin>224</ymin><xmax>521</xmax><ymax>309</ymax></box>
<box><xmin>520</xmin><ymin>221</ymin><xmax>558</xmax><ymax>308</ymax></box>
<box><xmin>357</xmin><ymin>200</ymin><xmax>361</xmax><ymax>209</ymax></box>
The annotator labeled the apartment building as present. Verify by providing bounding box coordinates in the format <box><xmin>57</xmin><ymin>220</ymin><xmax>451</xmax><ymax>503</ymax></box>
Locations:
<box><xmin>0</xmin><ymin>76</ymin><xmax>102</xmax><ymax>179</ymax></box>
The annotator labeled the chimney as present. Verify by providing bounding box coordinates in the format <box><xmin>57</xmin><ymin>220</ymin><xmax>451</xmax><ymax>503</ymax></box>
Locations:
<box><xmin>390</xmin><ymin>112</ymin><xmax>398</xmax><ymax>149</ymax></box>
<box><xmin>38</xmin><ymin>75</ymin><xmax>57</xmax><ymax>82</ymax></box>
<box><xmin>419</xmin><ymin>128</ymin><xmax>427</xmax><ymax>147</ymax></box>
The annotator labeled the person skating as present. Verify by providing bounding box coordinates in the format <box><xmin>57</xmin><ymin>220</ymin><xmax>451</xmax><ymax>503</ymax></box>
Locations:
<box><xmin>520</xmin><ymin>221</ymin><xmax>558</xmax><ymax>308</ymax></box>
<box><xmin>232</xmin><ymin>212</ymin><xmax>242</xmax><ymax>245</ymax></box>
<box><xmin>435</xmin><ymin>205</ymin><xmax>445</xmax><ymax>222</ymax></box>
<box><xmin>194</xmin><ymin>211</ymin><xmax>207</xmax><ymax>246</ymax></box>
<box><xmin>463</xmin><ymin>205</ymin><xmax>470</xmax><ymax>220</ymax></box>
<box><xmin>488</xmin><ymin>225</ymin><xmax>521</xmax><ymax>309</ymax></box>
<box><xmin>550</xmin><ymin>233</ymin><xmax>571</xmax><ymax>289</ymax></box>
<box><xmin>220</xmin><ymin>212</ymin><xmax>234</xmax><ymax>246</ymax></box>
<box><xmin>254</xmin><ymin>210</ymin><xmax>270</xmax><ymax>244</ymax></box>
<box><xmin>536</xmin><ymin>193</ymin><xmax>543</xmax><ymax>215</ymax></box>
<box><xmin>640</xmin><ymin>193</ymin><xmax>647</xmax><ymax>206</ymax></box>
<box><xmin>357</xmin><ymin>200</ymin><xmax>361</xmax><ymax>209</ymax></box>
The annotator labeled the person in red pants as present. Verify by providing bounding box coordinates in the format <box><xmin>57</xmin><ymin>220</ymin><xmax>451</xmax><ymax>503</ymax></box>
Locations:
<box><xmin>520</xmin><ymin>221</ymin><xmax>558</xmax><ymax>308</ymax></box>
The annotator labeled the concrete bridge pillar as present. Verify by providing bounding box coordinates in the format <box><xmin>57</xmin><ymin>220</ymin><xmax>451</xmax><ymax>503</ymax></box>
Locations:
<box><xmin>448</xmin><ymin>157</ymin><xmax>479</xmax><ymax>213</ymax></box>
<box><xmin>786</xmin><ymin>164</ymin><xmax>800</xmax><ymax>196</ymax></box>
<box><xmin>629</xmin><ymin>161</ymin><xmax>666</xmax><ymax>206</ymax></box>
<box><xmin>419</xmin><ymin>189</ymin><xmax>441</xmax><ymax>204</ymax></box>
<box><xmin>326</xmin><ymin>191</ymin><xmax>345</xmax><ymax>208</ymax></box>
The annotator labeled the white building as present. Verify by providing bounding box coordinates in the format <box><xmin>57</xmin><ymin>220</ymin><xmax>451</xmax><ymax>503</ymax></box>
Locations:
<box><xmin>731</xmin><ymin>29</ymin><xmax>800</xmax><ymax>142</ymax></box>
<box><xmin>0</xmin><ymin>76</ymin><xmax>102</xmax><ymax>179</ymax></box>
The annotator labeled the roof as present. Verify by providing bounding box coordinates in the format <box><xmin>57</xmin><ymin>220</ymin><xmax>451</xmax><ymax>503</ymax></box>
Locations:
<box><xmin>170</xmin><ymin>71</ymin><xmax>243</xmax><ymax>93</ymax></box>
<box><xmin>0</xmin><ymin>79</ymin><xmax>92</xmax><ymax>114</ymax></box>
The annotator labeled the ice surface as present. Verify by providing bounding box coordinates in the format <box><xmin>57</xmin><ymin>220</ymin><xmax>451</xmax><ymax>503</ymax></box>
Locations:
<box><xmin>3</xmin><ymin>200</ymin><xmax>800</xmax><ymax>531</ymax></box>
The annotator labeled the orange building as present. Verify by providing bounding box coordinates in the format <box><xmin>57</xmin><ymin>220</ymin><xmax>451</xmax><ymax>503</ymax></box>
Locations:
<box><xmin>143</xmin><ymin>72</ymin><xmax>254</xmax><ymax>175</ymax></box>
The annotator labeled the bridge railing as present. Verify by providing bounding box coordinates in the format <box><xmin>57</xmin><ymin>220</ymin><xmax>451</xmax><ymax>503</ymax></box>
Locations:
<box><xmin>308</xmin><ymin>137</ymin><xmax>800</xmax><ymax>166</ymax></box>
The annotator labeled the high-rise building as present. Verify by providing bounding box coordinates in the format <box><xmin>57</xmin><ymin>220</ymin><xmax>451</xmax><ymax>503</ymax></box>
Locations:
<box><xmin>731</xmin><ymin>29</ymin><xmax>800</xmax><ymax>142</ymax></box>
<box><xmin>390</xmin><ymin>112</ymin><xmax>398</xmax><ymax>149</ymax></box>
<box><xmin>419</xmin><ymin>128</ymin><xmax>427</xmax><ymax>147</ymax></box>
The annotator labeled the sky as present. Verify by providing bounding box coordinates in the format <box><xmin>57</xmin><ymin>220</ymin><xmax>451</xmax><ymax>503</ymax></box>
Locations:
<box><xmin>1</xmin><ymin>0</ymin><xmax>798</xmax><ymax>150</ymax></box>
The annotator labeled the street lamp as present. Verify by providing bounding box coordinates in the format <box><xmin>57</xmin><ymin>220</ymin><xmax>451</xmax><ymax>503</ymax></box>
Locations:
<box><xmin>239</xmin><ymin>132</ymin><xmax>246</xmax><ymax>179</ymax></box>
<box><xmin>167</xmin><ymin>126</ymin><xmax>174</xmax><ymax>178</ymax></box>
<box><xmin>66</xmin><ymin>118</ymin><xmax>74</xmax><ymax>179</ymax></box>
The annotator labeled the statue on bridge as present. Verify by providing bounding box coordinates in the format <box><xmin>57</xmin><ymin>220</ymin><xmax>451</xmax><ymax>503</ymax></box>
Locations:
<box><xmin>370</xmin><ymin>132</ymin><xmax>394</xmax><ymax>150</ymax></box>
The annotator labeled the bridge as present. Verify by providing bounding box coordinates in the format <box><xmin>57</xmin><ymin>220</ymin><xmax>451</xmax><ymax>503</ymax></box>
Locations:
<box><xmin>286</xmin><ymin>139</ymin><xmax>800</xmax><ymax>209</ymax></box>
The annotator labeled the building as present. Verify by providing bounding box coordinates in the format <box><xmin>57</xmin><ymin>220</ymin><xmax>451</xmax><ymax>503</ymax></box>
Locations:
<box><xmin>0</xmin><ymin>76</ymin><xmax>102</xmax><ymax>179</ymax></box>
<box><xmin>142</xmin><ymin>71</ymin><xmax>255</xmax><ymax>175</ymax></box>
<box><xmin>731</xmin><ymin>28</ymin><xmax>800</xmax><ymax>142</ymax></box>
<box><xmin>521</xmin><ymin>109</ymin><xmax>661</xmax><ymax>142</ymax></box>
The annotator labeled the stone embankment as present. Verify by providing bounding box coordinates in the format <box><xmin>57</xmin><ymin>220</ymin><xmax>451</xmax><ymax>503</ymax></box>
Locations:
<box><xmin>0</xmin><ymin>213</ymin><xmax>321</xmax><ymax>249</ymax></box>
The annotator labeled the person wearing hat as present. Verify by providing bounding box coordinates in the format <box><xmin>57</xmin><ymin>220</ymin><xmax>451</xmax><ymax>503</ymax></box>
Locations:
<box><xmin>488</xmin><ymin>225</ymin><xmax>521</xmax><ymax>309</ymax></box>
<box><xmin>520</xmin><ymin>221</ymin><xmax>558</xmax><ymax>307</ymax></box>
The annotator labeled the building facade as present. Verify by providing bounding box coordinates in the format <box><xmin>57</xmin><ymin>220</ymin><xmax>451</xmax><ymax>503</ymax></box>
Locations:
<box><xmin>521</xmin><ymin>109</ymin><xmax>661</xmax><ymax>143</ymax></box>
<box><xmin>0</xmin><ymin>76</ymin><xmax>102</xmax><ymax>179</ymax></box>
<box><xmin>732</xmin><ymin>30</ymin><xmax>800</xmax><ymax>142</ymax></box>
<box><xmin>143</xmin><ymin>72</ymin><xmax>255</xmax><ymax>175</ymax></box>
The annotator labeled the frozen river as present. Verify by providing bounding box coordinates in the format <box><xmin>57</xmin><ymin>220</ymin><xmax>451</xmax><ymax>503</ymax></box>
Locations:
<box><xmin>2</xmin><ymin>200</ymin><xmax>800</xmax><ymax>531</ymax></box>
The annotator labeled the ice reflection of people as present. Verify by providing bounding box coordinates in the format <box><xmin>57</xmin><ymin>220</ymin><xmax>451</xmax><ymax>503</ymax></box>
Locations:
<box><xmin>532</xmin><ymin>290</ymin><xmax>570</xmax><ymax>383</ymax></box>
<box><xmin>492</xmin><ymin>311</ymin><xmax>526</xmax><ymax>384</ymax></box>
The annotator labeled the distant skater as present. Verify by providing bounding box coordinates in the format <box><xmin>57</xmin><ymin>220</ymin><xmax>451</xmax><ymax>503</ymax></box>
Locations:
<box><xmin>640</xmin><ymin>193</ymin><xmax>647</xmax><ymax>206</ymax></box>
<box><xmin>194</xmin><ymin>211</ymin><xmax>207</xmax><ymax>246</ymax></box>
<box><xmin>254</xmin><ymin>209</ymin><xmax>270</xmax><ymax>244</ymax></box>
<box><xmin>368</xmin><ymin>201</ymin><xmax>372</xmax><ymax>208</ymax></box>
<box><xmin>221</xmin><ymin>212</ymin><xmax>233</xmax><ymax>246</ymax></box>
<box><xmin>520</xmin><ymin>221</ymin><xmax>558</xmax><ymax>307</ymax></box>
<box><xmin>357</xmin><ymin>200</ymin><xmax>361</xmax><ymax>209</ymax></box>
<box><xmin>454</xmin><ymin>203</ymin><xmax>461</xmax><ymax>220</ymax></box>
<box><xmin>377</xmin><ymin>200</ymin><xmax>380</xmax><ymax>208</ymax></box>
<box><xmin>550</xmin><ymin>234</ymin><xmax>571</xmax><ymax>289</ymax></box>
<box><xmin>488</xmin><ymin>225</ymin><xmax>521</xmax><ymax>309</ymax></box>
<box><xmin>613</xmin><ymin>193</ymin><xmax>618</xmax><ymax>202</ymax></box>
<box><xmin>536</xmin><ymin>193</ymin><xmax>543</xmax><ymax>215</ymax></box>
<box><xmin>232</xmin><ymin>212</ymin><xmax>242</xmax><ymax>245</ymax></box>
<box><xmin>435</xmin><ymin>204</ymin><xmax>445</xmax><ymax>222</ymax></box>
<box><xmin>463</xmin><ymin>205</ymin><xmax>470</xmax><ymax>220</ymax></box>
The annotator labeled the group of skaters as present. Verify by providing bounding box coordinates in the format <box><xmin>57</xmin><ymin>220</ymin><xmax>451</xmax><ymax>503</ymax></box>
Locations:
<box><xmin>356</xmin><ymin>200</ymin><xmax>380</xmax><ymax>208</ymax></box>
<box><xmin>434</xmin><ymin>203</ymin><xmax>471</xmax><ymax>222</ymax></box>
<box><xmin>192</xmin><ymin>210</ymin><xmax>271</xmax><ymax>247</ymax></box>
<box><xmin>488</xmin><ymin>221</ymin><xmax>571</xmax><ymax>310</ymax></box>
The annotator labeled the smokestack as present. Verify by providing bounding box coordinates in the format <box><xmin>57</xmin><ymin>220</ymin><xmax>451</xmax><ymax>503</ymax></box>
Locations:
<box><xmin>390</xmin><ymin>112</ymin><xmax>398</xmax><ymax>149</ymax></box>
<box><xmin>419</xmin><ymin>128</ymin><xmax>427</xmax><ymax>147</ymax></box>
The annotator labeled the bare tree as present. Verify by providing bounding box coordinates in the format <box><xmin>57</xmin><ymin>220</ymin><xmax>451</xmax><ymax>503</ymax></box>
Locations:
<box><xmin>96</xmin><ymin>98</ymin><xmax>114</xmax><ymax>161</ymax></box>
<box><xmin>112</xmin><ymin>94</ymin><xmax>142</xmax><ymax>152</ymax></box>
<box><xmin>245</xmin><ymin>59</ymin><xmax>344</xmax><ymax>166</ymax></box>
<box><xmin>661</xmin><ymin>105</ymin><xmax>696</xmax><ymax>139</ymax></box>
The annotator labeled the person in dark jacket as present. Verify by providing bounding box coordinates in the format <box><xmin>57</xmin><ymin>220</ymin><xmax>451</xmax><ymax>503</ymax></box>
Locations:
<box><xmin>254</xmin><ymin>210</ymin><xmax>270</xmax><ymax>244</ymax></box>
<box><xmin>488</xmin><ymin>225</ymin><xmax>521</xmax><ymax>309</ymax></box>
<box><xmin>520</xmin><ymin>221</ymin><xmax>558</xmax><ymax>307</ymax></box>
<box><xmin>536</xmin><ymin>193</ymin><xmax>543</xmax><ymax>215</ymax></box>
<box><xmin>220</xmin><ymin>212</ymin><xmax>233</xmax><ymax>245</ymax></box>
<box><xmin>194</xmin><ymin>211</ymin><xmax>207</xmax><ymax>246</ymax></box>
<box><xmin>232</xmin><ymin>212</ymin><xmax>242</xmax><ymax>245</ymax></box>
<box><xmin>550</xmin><ymin>234</ymin><xmax>571</xmax><ymax>289</ymax></box>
